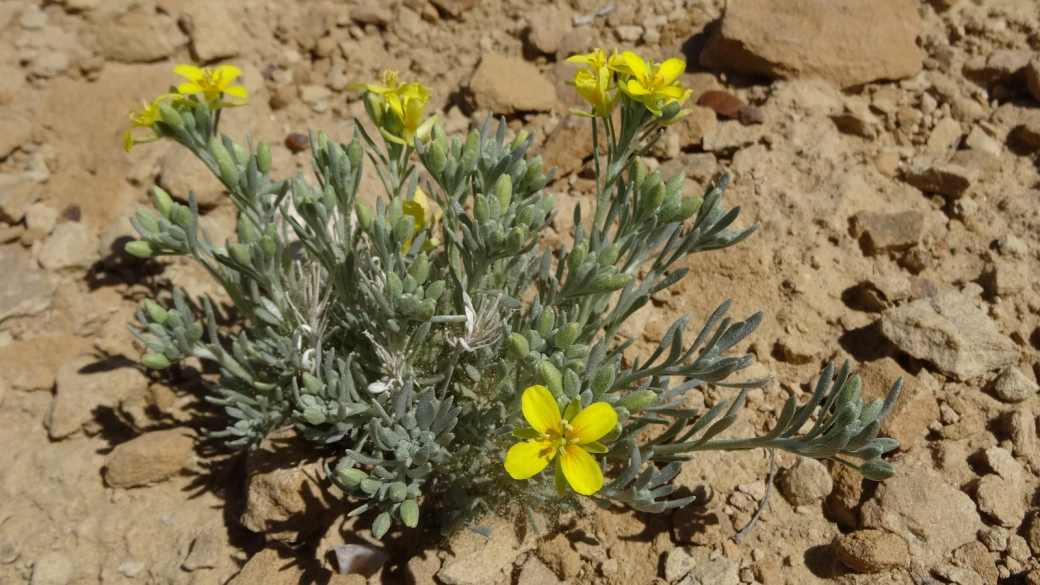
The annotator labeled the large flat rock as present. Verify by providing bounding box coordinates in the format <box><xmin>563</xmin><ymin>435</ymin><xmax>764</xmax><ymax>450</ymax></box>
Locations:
<box><xmin>699</xmin><ymin>0</ymin><xmax>923</xmax><ymax>88</ymax></box>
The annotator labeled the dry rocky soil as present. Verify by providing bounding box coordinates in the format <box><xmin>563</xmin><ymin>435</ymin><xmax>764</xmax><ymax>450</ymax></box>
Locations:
<box><xmin>0</xmin><ymin>0</ymin><xmax>1039</xmax><ymax>583</ymax></box>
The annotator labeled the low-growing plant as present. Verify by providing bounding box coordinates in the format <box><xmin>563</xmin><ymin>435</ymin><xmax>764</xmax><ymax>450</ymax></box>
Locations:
<box><xmin>123</xmin><ymin>51</ymin><xmax>902</xmax><ymax>539</ymax></box>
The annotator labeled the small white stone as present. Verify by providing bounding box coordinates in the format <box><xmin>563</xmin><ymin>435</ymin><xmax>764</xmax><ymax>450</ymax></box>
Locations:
<box><xmin>118</xmin><ymin>562</ymin><xmax>145</xmax><ymax>578</ymax></box>
<box><xmin>615</xmin><ymin>25</ymin><xmax>643</xmax><ymax>42</ymax></box>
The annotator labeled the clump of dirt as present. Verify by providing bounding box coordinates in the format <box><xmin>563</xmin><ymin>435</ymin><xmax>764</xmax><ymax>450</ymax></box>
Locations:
<box><xmin>0</xmin><ymin>0</ymin><xmax>1038</xmax><ymax>584</ymax></box>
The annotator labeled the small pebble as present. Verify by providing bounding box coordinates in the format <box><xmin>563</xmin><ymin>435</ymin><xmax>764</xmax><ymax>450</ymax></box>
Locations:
<box><xmin>285</xmin><ymin>133</ymin><xmax>310</xmax><ymax>153</ymax></box>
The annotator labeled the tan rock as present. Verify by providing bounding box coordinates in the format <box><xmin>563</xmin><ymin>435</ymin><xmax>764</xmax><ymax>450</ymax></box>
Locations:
<box><xmin>834</xmin><ymin>529</ymin><xmax>909</xmax><ymax>573</ymax></box>
<box><xmin>904</xmin><ymin>157</ymin><xmax>977</xmax><ymax>198</ymax></box>
<box><xmin>699</xmin><ymin>0</ymin><xmax>923</xmax><ymax>88</ymax></box>
<box><xmin>228</xmin><ymin>546</ymin><xmax>331</xmax><ymax>585</ymax></box>
<box><xmin>851</xmin><ymin>210</ymin><xmax>924</xmax><ymax>254</ymax></box>
<box><xmin>1028</xmin><ymin>57</ymin><xmax>1040</xmax><ymax>103</ymax></box>
<box><xmin>859</xmin><ymin>458</ymin><xmax>981</xmax><ymax>565</ymax></box>
<box><xmin>0</xmin><ymin>334</ymin><xmax>94</xmax><ymax>392</ymax></box>
<box><xmin>975</xmin><ymin>474</ymin><xmax>1025</xmax><ymax>528</ymax></box>
<box><xmin>38</xmin><ymin>222</ymin><xmax>100</xmax><ymax>271</ymax></box>
<box><xmin>239</xmin><ymin>439</ymin><xmax>333</xmax><ymax>543</ymax></box>
<box><xmin>540</xmin><ymin>117</ymin><xmax>593</xmax><ymax>178</ymax></box>
<box><xmin>0</xmin><ymin>246</ymin><xmax>56</xmax><ymax>326</ymax></box>
<box><xmin>96</xmin><ymin>11</ymin><xmax>182</xmax><ymax>63</ymax></box>
<box><xmin>880</xmin><ymin>292</ymin><xmax>1019</xmax><ymax>382</ymax></box>
<box><xmin>993</xmin><ymin>367</ymin><xmax>1039</xmax><ymax>403</ymax></box>
<box><xmin>537</xmin><ymin>534</ymin><xmax>581</xmax><ymax>579</ymax></box>
<box><xmin>181</xmin><ymin>0</ymin><xmax>240</xmax><ymax>61</ymax></box>
<box><xmin>673</xmin><ymin>106</ymin><xmax>718</xmax><ymax>148</ymax></box>
<box><xmin>158</xmin><ymin>147</ymin><xmax>228</xmax><ymax>208</ymax></box>
<box><xmin>104</xmin><ymin>428</ymin><xmax>196</xmax><ymax>488</ymax></box>
<box><xmin>517</xmin><ymin>556</ymin><xmax>563</xmax><ymax>585</ymax></box>
<box><xmin>438</xmin><ymin>514</ymin><xmax>535</xmax><ymax>585</ymax></box>
<box><xmin>0</xmin><ymin>175</ymin><xmax>41</xmax><ymax>224</ymax></box>
<box><xmin>470</xmin><ymin>53</ymin><xmax>558</xmax><ymax>114</ymax></box>
<box><xmin>953</xmin><ymin>541</ymin><xmax>998</xmax><ymax>584</ymax></box>
<box><xmin>860</xmin><ymin>361</ymin><xmax>938</xmax><ymax>449</ymax></box>
<box><xmin>779</xmin><ymin>457</ymin><xmax>833</xmax><ymax>506</ymax></box>
<box><xmin>45</xmin><ymin>354</ymin><xmax>150</xmax><ymax>439</ymax></box>
<box><xmin>0</xmin><ymin>111</ymin><xmax>32</xmax><ymax>160</ymax></box>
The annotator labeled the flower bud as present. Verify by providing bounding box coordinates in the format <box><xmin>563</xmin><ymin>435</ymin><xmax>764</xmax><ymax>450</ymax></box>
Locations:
<box><xmin>141</xmin><ymin>352</ymin><xmax>172</xmax><ymax>369</ymax></box>
<box><xmin>302</xmin><ymin>408</ymin><xmax>326</xmax><ymax>425</ymax></box>
<box><xmin>507</xmin><ymin>333</ymin><xmax>529</xmax><ymax>360</ymax></box>
<box><xmin>387</xmin><ymin>273</ymin><xmax>403</xmax><ymax>297</ymax></box>
<box><xmin>232</xmin><ymin>142</ymin><xmax>249</xmax><ymax>166</ymax></box>
<box><xmin>125</xmin><ymin>240</ymin><xmax>161</xmax><ymax>258</ymax></box>
<box><xmin>256</xmin><ymin>141</ymin><xmax>272</xmax><ymax>173</ymax></box>
<box><xmin>152</xmin><ymin>186</ymin><xmax>174</xmax><ymax>219</ymax></box>
<box><xmin>591</xmin><ymin>366</ymin><xmax>615</xmax><ymax>396</ymax></box>
<box><xmin>372</xmin><ymin>511</ymin><xmax>392</xmax><ymax>540</ymax></box>
<box><xmin>858</xmin><ymin>459</ymin><xmax>896</xmax><ymax>481</ymax></box>
<box><xmin>389</xmin><ymin>481</ymin><xmax>408</xmax><ymax>502</ymax></box>
<box><xmin>171</xmin><ymin>205</ymin><xmax>193</xmax><ymax>229</ymax></box>
<box><xmin>563</xmin><ymin>369</ymin><xmax>580</xmax><ymax>398</ymax></box>
<box><xmin>360</xmin><ymin>477</ymin><xmax>381</xmax><ymax>494</ymax></box>
<box><xmin>678</xmin><ymin>197</ymin><xmax>703</xmax><ymax>221</ymax></box>
<box><xmin>462</xmin><ymin>130</ymin><xmax>480</xmax><ymax>168</ymax></box>
<box><xmin>301</xmin><ymin>372</ymin><xmax>323</xmax><ymax>394</ymax></box>
<box><xmin>229</xmin><ymin>243</ymin><xmax>251</xmax><ymax>265</ymax></box>
<box><xmin>394</xmin><ymin>215</ymin><xmax>416</xmax><ymax>244</ymax></box>
<box><xmin>166</xmin><ymin>310</ymin><xmax>184</xmax><ymax>328</ymax></box>
<box><xmin>537</xmin><ymin>361</ymin><xmax>564</xmax><ymax>398</ymax></box>
<box><xmin>659</xmin><ymin>101</ymin><xmax>682</xmax><ymax>121</ymax></box>
<box><xmin>597</xmin><ymin>243</ymin><xmax>619</xmax><ymax>267</ymax></box>
<box><xmin>505</xmin><ymin>226</ymin><xmax>525</xmax><ymax>254</ymax></box>
<box><xmin>334</xmin><ymin>466</ymin><xmax>367</xmax><ymax>488</ymax></box>
<box><xmin>400</xmin><ymin>499</ymin><xmax>420</xmax><ymax>528</ymax></box>
<box><xmin>144</xmin><ymin>299</ymin><xmax>168</xmax><ymax>324</ymax></box>
<box><xmin>211</xmin><ymin>140</ymin><xmax>239</xmax><ymax>187</ymax></box>
<box><xmin>410</xmin><ymin>252</ymin><xmax>429</xmax><ymax>284</ymax></box>
<box><xmin>643</xmin><ymin>181</ymin><xmax>666</xmax><ymax>215</ymax></box>
<box><xmin>158</xmin><ymin>103</ymin><xmax>184</xmax><ymax>129</ymax></box>
<box><xmin>615</xmin><ymin>406</ymin><xmax>630</xmax><ymax>422</ymax></box>
<box><xmin>427</xmin><ymin>140</ymin><xmax>447</xmax><ymax>176</ymax></box>
<box><xmin>317</xmin><ymin>130</ymin><xmax>329</xmax><ymax>153</ymax></box>
<box><xmin>363</xmin><ymin>92</ymin><xmax>385</xmax><ymax>127</ymax></box>
<box><xmin>536</xmin><ymin>307</ymin><xmax>555</xmax><ymax>336</ymax></box>
<box><xmin>665</xmin><ymin>172</ymin><xmax>685</xmax><ymax>198</ymax></box>
<box><xmin>416</xmin><ymin>298</ymin><xmax>436</xmax><ymax>320</ymax></box>
<box><xmin>522</xmin><ymin>156</ymin><xmax>543</xmax><ymax>189</ymax></box>
<box><xmin>629</xmin><ymin>157</ymin><xmax>646</xmax><ymax>189</ymax></box>
<box><xmin>516</xmin><ymin>204</ymin><xmax>534</xmax><ymax>229</ymax></box>
<box><xmin>553</xmin><ymin>322</ymin><xmax>580</xmax><ymax>351</ymax></box>
<box><xmin>473</xmin><ymin>194</ymin><xmax>489</xmax><ymax>224</ymax></box>
<box><xmin>567</xmin><ymin>241</ymin><xmax>587</xmax><ymax>273</ymax></box>
<box><xmin>355</xmin><ymin>200</ymin><xmax>374</xmax><ymax>231</ymax></box>
<box><xmin>490</xmin><ymin>228</ymin><xmax>505</xmax><ymax>247</ymax></box>
<box><xmin>425</xmin><ymin>280</ymin><xmax>445</xmax><ymax>301</ymax></box>
<box><xmin>134</xmin><ymin>211</ymin><xmax>160</xmax><ymax>234</ymax></box>
<box><xmin>347</xmin><ymin>138</ymin><xmax>363</xmax><ymax>169</ymax></box>
<box><xmin>493</xmin><ymin>175</ymin><xmax>512</xmax><ymax>209</ymax></box>
<box><xmin>619</xmin><ymin>390</ymin><xmax>657</xmax><ymax>412</ymax></box>
<box><xmin>510</xmin><ymin>129</ymin><xmax>529</xmax><ymax>150</ymax></box>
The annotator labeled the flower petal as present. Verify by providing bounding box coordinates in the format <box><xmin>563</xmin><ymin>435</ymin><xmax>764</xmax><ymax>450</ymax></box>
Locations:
<box><xmin>223</xmin><ymin>85</ymin><xmax>249</xmax><ymax>99</ymax></box>
<box><xmin>624</xmin><ymin>79</ymin><xmax>651</xmax><ymax>96</ymax></box>
<box><xmin>522</xmin><ymin>385</ymin><xmax>561</xmax><ymax>435</ymax></box>
<box><xmin>177</xmin><ymin>81</ymin><xmax>204</xmax><ymax>95</ymax></box>
<box><xmin>567</xmin><ymin>402</ymin><xmax>617</xmax><ymax>444</ymax></box>
<box><xmin>505</xmin><ymin>439</ymin><xmax>555</xmax><ymax>480</ymax></box>
<box><xmin>621</xmin><ymin>51</ymin><xmax>649</xmax><ymax>80</ymax></box>
<box><xmin>561</xmin><ymin>444</ymin><xmax>603</xmax><ymax>495</ymax></box>
<box><xmin>173</xmin><ymin>64</ymin><xmax>203</xmax><ymax>82</ymax></box>
<box><xmin>657</xmin><ymin>58</ymin><xmax>686</xmax><ymax>84</ymax></box>
<box><xmin>215</xmin><ymin>64</ymin><xmax>243</xmax><ymax>82</ymax></box>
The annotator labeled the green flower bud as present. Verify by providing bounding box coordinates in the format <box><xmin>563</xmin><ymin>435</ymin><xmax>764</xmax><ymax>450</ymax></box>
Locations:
<box><xmin>158</xmin><ymin>103</ymin><xmax>184</xmax><ymax>129</ymax></box>
<box><xmin>665</xmin><ymin>172</ymin><xmax>685</xmax><ymax>198</ymax></box>
<box><xmin>232</xmin><ymin>142</ymin><xmax>249</xmax><ymax>166</ymax></box>
<box><xmin>564</xmin><ymin>344</ymin><xmax>589</xmax><ymax>360</ymax></box>
<box><xmin>152</xmin><ymin>186</ymin><xmax>174</xmax><ymax>219</ymax></box>
<box><xmin>554</xmin><ymin>322</ymin><xmax>580</xmax><ymax>351</ymax></box>
<box><xmin>229</xmin><ymin>243</ymin><xmax>251</xmax><ymax>265</ymax></box>
<box><xmin>598</xmin><ymin>243</ymin><xmax>619</xmax><ymax>267</ymax></box>
<box><xmin>591</xmin><ymin>366</ymin><xmax>615</xmax><ymax>396</ymax></box>
<box><xmin>538</xmin><ymin>361</ymin><xmax>564</xmax><ymax>397</ymax></box>
<box><xmin>134</xmin><ymin>211</ymin><xmax>160</xmax><ymax>234</ymax></box>
<box><xmin>462</xmin><ymin>130</ymin><xmax>480</xmax><ymax>168</ymax></box>
<box><xmin>393</xmin><ymin>215</ymin><xmax>416</xmax><ymax>245</ymax></box>
<box><xmin>144</xmin><ymin>299</ymin><xmax>168</xmax><ymax>324</ymax></box>
<box><xmin>536</xmin><ymin>307</ymin><xmax>555</xmax><ymax>336</ymax></box>
<box><xmin>398</xmin><ymin>293</ymin><xmax>420</xmax><ymax>314</ymax></box>
<box><xmin>425</xmin><ymin>280</ymin><xmax>445</xmax><ymax>301</ymax></box>
<box><xmin>347</xmin><ymin>138</ymin><xmax>363</xmax><ymax>169</ymax></box>
<box><xmin>141</xmin><ymin>352</ymin><xmax>172</xmax><ymax>369</ymax></box>
<box><xmin>388</xmin><ymin>481</ymin><xmax>408</xmax><ymax>502</ymax></box>
<box><xmin>524</xmin><ymin>329</ymin><xmax>542</xmax><ymax>349</ymax></box>
<box><xmin>301</xmin><ymin>372</ymin><xmax>323</xmax><ymax>394</ymax></box>
<box><xmin>619</xmin><ymin>390</ymin><xmax>657</xmax><ymax>412</ymax></box>
<box><xmin>629</xmin><ymin>157</ymin><xmax>646</xmax><ymax>189</ymax></box>
<box><xmin>427</xmin><ymin>140</ymin><xmax>447</xmax><ymax>176</ymax></box>
<box><xmin>643</xmin><ymin>181</ymin><xmax>666</xmax><ymax>214</ymax></box>
<box><xmin>858</xmin><ymin>459</ymin><xmax>896</xmax><ymax>481</ymax></box>
<box><xmin>302</xmin><ymin>408</ymin><xmax>326</xmax><ymax>425</ymax></box>
<box><xmin>659</xmin><ymin>101</ymin><xmax>682</xmax><ymax>121</ymax></box>
<box><xmin>387</xmin><ymin>272</ymin><xmax>403</xmax><ymax>297</ymax></box>
<box><xmin>615</xmin><ymin>406</ymin><xmax>630</xmax><ymax>422</ymax></box>
<box><xmin>658</xmin><ymin>201</ymin><xmax>681</xmax><ymax>224</ymax></box>
<box><xmin>474</xmin><ymin>194</ymin><xmax>489</xmax><ymax>224</ymax></box>
<box><xmin>563</xmin><ymin>369</ymin><xmax>580</xmax><ymax>399</ymax></box>
<box><xmin>363</xmin><ymin>92</ymin><xmax>385</xmax><ymax>127</ymax></box>
<box><xmin>836</xmin><ymin>376</ymin><xmax>863</xmax><ymax>408</ymax></box>
<box><xmin>490</xmin><ymin>228</ymin><xmax>505</xmax><ymax>247</ymax></box>
<box><xmin>211</xmin><ymin>140</ymin><xmax>239</xmax><ymax>187</ymax></box>
<box><xmin>678</xmin><ymin>197</ymin><xmax>704</xmax><ymax>221</ymax></box>
<box><xmin>416</xmin><ymin>299</ymin><xmax>436</xmax><ymax>320</ymax></box>
<box><xmin>256</xmin><ymin>141</ymin><xmax>272</xmax><ymax>173</ymax></box>
<box><xmin>171</xmin><ymin>205</ymin><xmax>193</xmax><ymax>229</ymax></box>
<box><xmin>372</xmin><ymin>511</ymin><xmax>392</xmax><ymax>539</ymax></box>
<box><xmin>540</xmin><ymin>193</ymin><xmax>554</xmax><ymax>214</ymax></box>
<box><xmin>360</xmin><ymin>477</ymin><xmax>381</xmax><ymax>494</ymax></box>
<box><xmin>493</xmin><ymin>175</ymin><xmax>512</xmax><ymax>209</ymax></box>
<box><xmin>166</xmin><ymin>310</ymin><xmax>184</xmax><ymax>329</ymax></box>
<box><xmin>516</xmin><ymin>204</ymin><xmax>534</xmax><ymax>229</ymax></box>
<box><xmin>505</xmin><ymin>226</ymin><xmax>525</xmax><ymax>254</ymax></box>
<box><xmin>510</xmin><ymin>129</ymin><xmax>529</xmax><ymax>150</ymax></box>
<box><xmin>400</xmin><ymin>499</ymin><xmax>420</xmax><ymax>528</ymax></box>
<box><xmin>317</xmin><ymin>130</ymin><xmax>329</xmax><ymax>153</ymax></box>
<box><xmin>334</xmin><ymin>466</ymin><xmax>367</xmax><ymax>488</ymax></box>
<box><xmin>125</xmin><ymin>240</ymin><xmax>161</xmax><ymax>258</ymax></box>
<box><xmin>355</xmin><ymin>200</ymin><xmax>374</xmax><ymax>231</ymax></box>
<box><xmin>522</xmin><ymin>156</ymin><xmax>543</xmax><ymax>189</ymax></box>
<box><xmin>260</xmin><ymin>235</ymin><xmax>277</xmax><ymax>259</ymax></box>
<box><xmin>507</xmin><ymin>333</ymin><xmax>529</xmax><ymax>360</ymax></box>
<box><xmin>610</xmin><ymin>273</ymin><xmax>633</xmax><ymax>291</ymax></box>
<box><xmin>568</xmin><ymin>241</ymin><xmax>587</xmax><ymax>273</ymax></box>
<box><xmin>238</xmin><ymin>215</ymin><xmax>258</xmax><ymax>242</ymax></box>
<box><xmin>410</xmin><ymin>252</ymin><xmax>429</xmax><ymax>284</ymax></box>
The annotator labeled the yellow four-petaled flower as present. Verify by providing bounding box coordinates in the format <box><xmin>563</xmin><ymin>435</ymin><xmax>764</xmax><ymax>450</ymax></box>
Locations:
<box><xmin>174</xmin><ymin>64</ymin><xmax>249</xmax><ymax>103</ymax></box>
<box><xmin>505</xmin><ymin>385</ymin><xmax>617</xmax><ymax>496</ymax></box>
<box><xmin>618</xmin><ymin>51</ymin><xmax>693</xmax><ymax>117</ymax></box>
<box><xmin>401</xmin><ymin>187</ymin><xmax>441</xmax><ymax>253</ymax></box>
<box><xmin>352</xmin><ymin>70</ymin><xmax>439</xmax><ymax>146</ymax></box>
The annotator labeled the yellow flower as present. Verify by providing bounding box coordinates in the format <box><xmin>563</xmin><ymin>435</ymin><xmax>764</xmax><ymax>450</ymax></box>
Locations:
<box><xmin>122</xmin><ymin>94</ymin><xmax>171</xmax><ymax>152</ymax></box>
<box><xmin>401</xmin><ymin>187</ymin><xmax>441</xmax><ymax>253</ymax></box>
<box><xmin>382</xmin><ymin>82</ymin><xmax>439</xmax><ymax>146</ymax></box>
<box><xmin>505</xmin><ymin>385</ymin><xmax>618</xmax><ymax>496</ymax></box>
<box><xmin>618</xmin><ymin>52</ymin><xmax>693</xmax><ymax>116</ymax></box>
<box><xmin>350</xmin><ymin>69</ymin><xmax>400</xmax><ymax>95</ymax></box>
<box><xmin>566</xmin><ymin>48</ymin><xmax>625</xmax><ymax>118</ymax></box>
<box><xmin>173</xmin><ymin>64</ymin><xmax>249</xmax><ymax>103</ymax></box>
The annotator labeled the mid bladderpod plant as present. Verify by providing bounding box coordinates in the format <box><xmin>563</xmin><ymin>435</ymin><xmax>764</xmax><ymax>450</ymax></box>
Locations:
<box><xmin>123</xmin><ymin>53</ymin><xmax>903</xmax><ymax>539</ymax></box>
